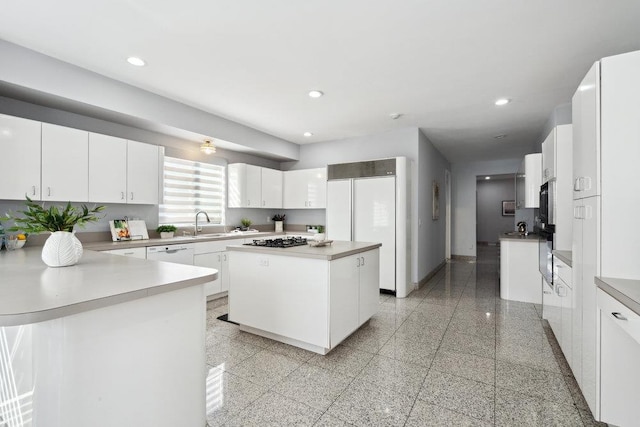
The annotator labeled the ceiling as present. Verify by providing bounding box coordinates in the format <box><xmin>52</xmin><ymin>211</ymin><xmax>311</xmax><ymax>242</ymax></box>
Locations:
<box><xmin>1</xmin><ymin>1</ymin><xmax>639</xmax><ymax>163</ymax></box>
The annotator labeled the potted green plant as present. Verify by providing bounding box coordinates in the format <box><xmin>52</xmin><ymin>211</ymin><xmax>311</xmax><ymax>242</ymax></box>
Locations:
<box><xmin>240</xmin><ymin>218</ymin><xmax>252</xmax><ymax>231</ymax></box>
<box><xmin>272</xmin><ymin>214</ymin><xmax>285</xmax><ymax>233</ymax></box>
<box><xmin>2</xmin><ymin>197</ymin><xmax>104</xmax><ymax>267</ymax></box>
<box><xmin>156</xmin><ymin>225</ymin><xmax>177</xmax><ymax>239</ymax></box>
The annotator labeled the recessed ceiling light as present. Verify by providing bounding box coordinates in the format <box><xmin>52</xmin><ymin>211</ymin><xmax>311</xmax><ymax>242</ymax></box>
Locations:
<box><xmin>303</xmin><ymin>132</ymin><xmax>313</xmax><ymax>137</ymax></box>
<box><xmin>495</xmin><ymin>98</ymin><xmax>510</xmax><ymax>106</ymax></box>
<box><xmin>127</xmin><ymin>56</ymin><xmax>146</xmax><ymax>67</ymax></box>
<box><xmin>494</xmin><ymin>134</ymin><xmax>507</xmax><ymax>139</ymax></box>
<box><xmin>308</xmin><ymin>90</ymin><xmax>324</xmax><ymax>98</ymax></box>
<box><xmin>485</xmin><ymin>176</ymin><xmax>491</xmax><ymax>180</ymax></box>
<box><xmin>389</xmin><ymin>113</ymin><xmax>402</xmax><ymax>120</ymax></box>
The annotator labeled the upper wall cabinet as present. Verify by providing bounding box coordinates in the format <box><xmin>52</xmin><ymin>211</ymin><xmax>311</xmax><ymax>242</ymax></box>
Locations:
<box><xmin>283</xmin><ymin>168</ymin><xmax>327</xmax><ymax>209</ymax></box>
<box><xmin>515</xmin><ymin>153</ymin><xmax>542</xmax><ymax>209</ymax></box>
<box><xmin>89</xmin><ymin>133</ymin><xmax>128</xmax><ymax>203</ymax></box>
<box><xmin>228</xmin><ymin>163</ymin><xmax>282</xmax><ymax>208</ymax></box>
<box><xmin>41</xmin><ymin>123</ymin><xmax>89</xmax><ymax>202</ymax></box>
<box><xmin>0</xmin><ymin>114</ymin><xmax>41</xmax><ymax>200</ymax></box>
<box><xmin>542</xmin><ymin>131</ymin><xmax>555</xmax><ymax>183</ymax></box>
<box><xmin>127</xmin><ymin>140</ymin><xmax>160</xmax><ymax>205</ymax></box>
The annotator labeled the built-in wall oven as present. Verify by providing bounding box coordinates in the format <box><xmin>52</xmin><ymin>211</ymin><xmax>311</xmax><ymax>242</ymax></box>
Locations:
<box><xmin>539</xmin><ymin>181</ymin><xmax>555</xmax><ymax>287</ymax></box>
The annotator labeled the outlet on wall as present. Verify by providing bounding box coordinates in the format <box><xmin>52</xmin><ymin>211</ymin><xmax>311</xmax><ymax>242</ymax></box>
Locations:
<box><xmin>259</xmin><ymin>257</ymin><xmax>269</xmax><ymax>267</ymax></box>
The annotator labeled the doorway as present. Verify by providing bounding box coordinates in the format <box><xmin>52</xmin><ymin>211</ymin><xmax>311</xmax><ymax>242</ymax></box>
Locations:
<box><xmin>476</xmin><ymin>174</ymin><xmax>515</xmax><ymax>246</ymax></box>
<box><xmin>445</xmin><ymin>169</ymin><xmax>451</xmax><ymax>259</ymax></box>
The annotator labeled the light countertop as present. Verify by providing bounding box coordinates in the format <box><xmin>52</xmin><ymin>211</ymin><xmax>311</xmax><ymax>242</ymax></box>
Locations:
<box><xmin>0</xmin><ymin>247</ymin><xmax>216</xmax><ymax>326</ymax></box>
<box><xmin>499</xmin><ymin>232</ymin><xmax>541</xmax><ymax>242</ymax></box>
<box><xmin>226</xmin><ymin>241</ymin><xmax>382</xmax><ymax>261</ymax></box>
<box><xmin>553</xmin><ymin>250</ymin><xmax>573</xmax><ymax>267</ymax></box>
<box><xmin>596</xmin><ymin>276</ymin><xmax>640</xmax><ymax>316</ymax></box>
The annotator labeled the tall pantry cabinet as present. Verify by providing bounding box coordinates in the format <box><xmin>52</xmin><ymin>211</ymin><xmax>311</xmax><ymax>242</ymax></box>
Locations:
<box><xmin>572</xmin><ymin>50</ymin><xmax>640</xmax><ymax>418</ymax></box>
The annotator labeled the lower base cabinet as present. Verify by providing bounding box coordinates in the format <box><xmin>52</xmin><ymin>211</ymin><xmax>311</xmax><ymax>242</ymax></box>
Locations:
<box><xmin>194</xmin><ymin>251</ymin><xmax>229</xmax><ymax>298</ymax></box>
<box><xmin>597</xmin><ymin>288</ymin><xmax>640</xmax><ymax>426</ymax></box>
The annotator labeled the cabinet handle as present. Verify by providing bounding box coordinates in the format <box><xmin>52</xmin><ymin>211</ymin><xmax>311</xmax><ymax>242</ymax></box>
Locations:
<box><xmin>47</xmin><ymin>187</ymin><xmax>51</xmax><ymax>197</ymax></box>
<box><xmin>612</xmin><ymin>312</ymin><xmax>628</xmax><ymax>321</ymax></box>
<box><xmin>263</xmin><ymin>200</ymin><xmax>266</xmax><ymax>206</ymax></box>
<box><xmin>218</xmin><ymin>254</ymin><xmax>221</xmax><ymax>262</ymax></box>
<box><xmin>357</xmin><ymin>257</ymin><xmax>361</xmax><ymax>267</ymax></box>
<box><xmin>308</xmin><ymin>201</ymin><xmax>312</xmax><ymax>207</ymax></box>
<box><xmin>247</xmin><ymin>199</ymin><xmax>250</xmax><ymax>206</ymax></box>
<box><xmin>130</xmin><ymin>192</ymin><xmax>134</xmax><ymax>201</ymax></box>
<box><xmin>543</xmin><ymin>290</ymin><xmax>552</xmax><ymax>295</ymax></box>
<box><xmin>305</xmin><ymin>201</ymin><xmax>308</xmax><ymax>207</ymax></box>
<box><xmin>361</xmin><ymin>256</ymin><xmax>365</xmax><ymax>266</ymax></box>
<box><xmin>123</xmin><ymin>252</ymin><xmax>134</xmax><ymax>255</ymax></box>
<box><xmin>121</xmin><ymin>191</ymin><xmax>125</xmax><ymax>200</ymax></box>
<box><xmin>32</xmin><ymin>185</ymin><xmax>36</xmax><ymax>196</ymax></box>
<box><xmin>223</xmin><ymin>254</ymin><xmax>227</xmax><ymax>261</ymax></box>
<box><xmin>574</xmin><ymin>177</ymin><xmax>582</xmax><ymax>191</ymax></box>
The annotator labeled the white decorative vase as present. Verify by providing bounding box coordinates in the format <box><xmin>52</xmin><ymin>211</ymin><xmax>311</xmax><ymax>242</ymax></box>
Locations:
<box><xmin>274</xmin><ymin>221</ymin><xmax>284</xmax><ymax>233</ymax></box>
<box><xmin>41</xmin><ymin>231</ymin><xmax>83</xmax><ymax>267</ymax></box>
<box><xmin>313</xmin><ymin>233</ymin><xmax>326</xmax><ymax>241</ymax></box>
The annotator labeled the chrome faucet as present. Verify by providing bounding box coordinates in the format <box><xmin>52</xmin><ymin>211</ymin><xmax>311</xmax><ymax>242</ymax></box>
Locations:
<box><xmin>195</xmin><ymin>211</ymin><xmax>210</xmax><ymax>235</ymax></box>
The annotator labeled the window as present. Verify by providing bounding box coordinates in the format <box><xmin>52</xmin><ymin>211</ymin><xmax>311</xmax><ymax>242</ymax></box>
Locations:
<box><xmin>159</xmin><ymin>156</ymin><xmax>225</xmax><ymax>225</ymax></box>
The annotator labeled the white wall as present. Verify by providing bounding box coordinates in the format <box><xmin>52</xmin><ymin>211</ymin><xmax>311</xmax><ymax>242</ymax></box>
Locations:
<box><xmin>476</xmin><ymin>178</ymin><xmax>515</xmax><ymax>243</ymax></box>
<box><xmin>451</xmin><ymin>158</ymin><xmax>521</xmax><ymax>257</ymax></box>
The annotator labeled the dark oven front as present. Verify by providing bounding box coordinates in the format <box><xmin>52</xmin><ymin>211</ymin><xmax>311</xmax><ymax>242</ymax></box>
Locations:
<box><xmin>539</xmin><ymin>230</ymin><xmax>554</xmax><ymax>287</ymax></box>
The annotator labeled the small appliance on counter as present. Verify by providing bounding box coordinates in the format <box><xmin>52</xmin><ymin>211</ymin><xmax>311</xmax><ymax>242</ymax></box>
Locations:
<box><xmin>517</xmin><ymin>221</ymin><xmax>528</xmax><ymax>234</ymax></box>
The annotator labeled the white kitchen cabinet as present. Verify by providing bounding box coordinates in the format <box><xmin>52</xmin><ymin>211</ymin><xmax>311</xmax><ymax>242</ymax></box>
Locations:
<box><xmin>260</xmin><ymin>167</ymin><xmax>283</xmax><ymax>208</ymax></box>
<box><xmin>515</xmin><ymin>153</ymin><xmax>541</xmax><ymax>209</ymax></box>
<box><xmin>227</xmin><ymin>163</ymin><xmax>283</xmax><ymax>208</ymax></box>
<box><xmin>283</xmin><ymin>168</ymin><xmax>327</xmax><ymax>209</ymax></box>
<box><xmin>572</xmin><ymin>62</ymin><xmax>600</xmax><ymax>200</ymax></box>
<box><xmin>542</xmin><ymin>131</ymin><xmax>555</xmax><ymax>183</ymax></box>
<box><xmin>194</xmin><ymin>252</ymin><xmax>223</xmax><ymax>296</ymax></box>
<box><xmin>41</xmin><ymin>123</ymin><xmax>89</xmax><ymax>202</ymax></box>
<box><xmin>193</xmin><ymin>239</ymin><xmax>239</xmax><ymax>298</ymax></box>
<box><xmin>126</xmin><ymin>140</ymin><xmax>159</xmax><ymax>204</ymax></box>
<box><xmin>102</xmin><ymin>247</ymin><xmax>147</xmax><ymax>259</ymax></box>
<box><xmin>545</xmin><ymin>280</ymin><xmax>562</xmax><ymax>344</ymax></box>
<box><xmin>597</xmin><ymin>288</ymin><xmax>640</xmax><ymax>427</ymax></box>
<box><xmin>358</xmin><ymin>251</ymin><xmax>379</xmax><ymax>325</ymax></box>
<box><xmin>499</xmin><ymin>238</ymin><xmax>541</xmax><ymax>304</ymax></box>
<box><xmin>89</xmin><ymin>133</ymin><xmax>127</xmax><ymax>203</ymax></box>
<box><xmin>0</xmin><ymin>114</ymin><xmax>41</xmax><ymax>200</ymax></box>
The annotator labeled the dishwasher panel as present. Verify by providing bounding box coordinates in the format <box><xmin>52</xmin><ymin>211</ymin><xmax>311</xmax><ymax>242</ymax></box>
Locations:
<box><xmin>146</xmin><ymin>244</ymin><xmax>195</xmax><ymax>265</ymax></box>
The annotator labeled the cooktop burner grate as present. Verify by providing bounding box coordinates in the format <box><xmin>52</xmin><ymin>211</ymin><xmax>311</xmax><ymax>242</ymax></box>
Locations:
<box><xmin>243</xmin><ymin>237</ymin><xmax>308</xmax><ymax>248</ymax></box>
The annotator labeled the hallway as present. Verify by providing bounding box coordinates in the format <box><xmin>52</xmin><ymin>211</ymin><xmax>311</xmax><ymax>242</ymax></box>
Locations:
<box><xmin>204</xmin><ymin>246</ymin><xmax>601</xmax><ymax>426</ymax></box>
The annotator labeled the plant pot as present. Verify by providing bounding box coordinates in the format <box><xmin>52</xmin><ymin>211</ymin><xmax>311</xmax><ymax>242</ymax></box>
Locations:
<box><xmin>274</xmin><ymin>221</ymin><xmax>284</xmax><ymax>233</ymax></box>
<box><xmin>313</xmin><ymin>233</ymin><xmax>325</xmax><ymax>241</ymax></box>
<box><xmin>41</xmin><ymin>231</ymin><xmax>83</xmax><ymax>267</ymax></box>
<box><xmin>160</xmin><ymin>232</ymin><xmax>174</xmax><ymax>239</ymax></box>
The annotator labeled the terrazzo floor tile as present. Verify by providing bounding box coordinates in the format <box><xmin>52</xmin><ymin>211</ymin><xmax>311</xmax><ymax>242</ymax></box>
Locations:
<box><xmin>494</xmin><ymin>387</ymin><xmax>543</xmax><ymax>426</ymax></box>
<box><xmin>377</xmin><ymin>334</ymin><xmax>438</xmax><ymax>367</ymax></box>
<box><xmin>307</xmin><ymin>345</ymin><xmax>375</xmax><ymax>377</ymax></box>
<box><xmin>206</xmin><ymin>317</ymin><xmax>241</xmax><ymax>337</ymax></box>
<box><xmin>495</xmin><ymin>360</ymin><xmax>574</xmax><ymax>405</ymax></box>
<box><xmin>272</xmin><ymin>364</ymin><xmax>352</xmax><ymax>411</ymax></box>
<box><xmin>446</xmin><ymin>316</ymin><xmax>496</xmax><ymax>339</ymax></box>
<box><xmin>495</xmin><ymin>339</ymin><xmax>561</xmax><ymax>373</ymax></box>
<box><xmin>355</xmin><ymin>354</ymin><xmax>430</xmax><ymax>395</ymax></box>
<box><xmin>440</xmin><ymin>329</ymin><xmax>496</xmax><ymax>359</ymax></box>
<box><xmin>542</xmin><ymin>400</ymin><xmax>584</xmax><ymax>426</ymax></box>
<box><xmin>232</xmin><ymin>330</ymin><xmax>277</xmax><ymax>349</ymax></box>
<box><xmin>405</xmin><ymin>400</ymin><xmax>492</xmax><ymax>427</ymax></box>
<box><xmin>228</xmin><ymin>390</ymin><xmax>323</xmax><ymax>426</ymax></box>
<box><xmin>431</xmin><ymin>349</ymin><xmax>495</xmax><ymax>385</ymax></box>
<box><xmin>205</xmin><ymin>370</ymin><xmax>268</xmax><ymax>426</ymax></box>
<box><xmin>227</xmin><ymin>349</ymin><xmax>303</xmax><ymax>387</ymax></box>
<box><xmin>339</xmin><ymin>327</ymin><xmax>394</xmax><ymax>353</ymax></box>
<box><xmin>326</xmin><ymin>377</ymin><xmax>416</xmax><ymax>427</ymax></box>
<box><xmin>267</xmin><ymin>340</ymin><xmax>316</xmax><ymax>362</ymax></box>
<box><xmin>205</xmin><ymin>335</ymin><xmax>263</xmax><ymax>369</ymax></box>
<box><xmin>418</xmin><ymin>370</ymin><xmax>495</xmax><ymax>423</ymax></box>
<box><xmin>313</xmin><ymin>413</ymin><xmax>354</xmax><ymax>426</ymax></box>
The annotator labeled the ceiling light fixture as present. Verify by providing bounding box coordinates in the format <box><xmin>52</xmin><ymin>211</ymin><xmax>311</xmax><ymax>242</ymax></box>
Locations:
<box><xmin>200</xmin><ymin>139</ymin><xmax>216</xmax><ymax>155</ymax></box>
<box><xmin>308</xmin><ymin>90</ymin><xmax>324</xmax><ymax>98</ymax></box>
<box><xmin>127</xmin><ymin>56</ymin><xmax>146</xmax><ymax>67</ymax></box>
<box><xmin>495</xmin><ymin>98</ymin><xmax>510</xmax><ymax>106</ymax></box>
<box><xmin>389</xmin><ymin>113</ymin><xmax>402</xmax><ymax>120</ymax></box>
<box><xmin>485</xmin><ymin>176</ymin><xmax>491</xmax><ymax>180</ymax></box>
<box><xmin>494</xmin><ymin>134</ymin><xmax>507</xmax><ymax>139</ymax></box>
<box><xmin>303</xmin><ymin>132</ymin><xmax>313</xmax><ymax>137</ymax></box>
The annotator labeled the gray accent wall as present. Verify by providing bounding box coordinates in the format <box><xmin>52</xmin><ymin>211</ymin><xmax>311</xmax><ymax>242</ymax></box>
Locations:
<box><xmin>476</xmin><ymin>178</ymin><xmax>516</xmax><ymax>243</ymax></box>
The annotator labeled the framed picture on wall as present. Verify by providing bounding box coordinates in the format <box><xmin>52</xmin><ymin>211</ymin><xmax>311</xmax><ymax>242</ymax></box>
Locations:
<box><xmin>432</xmin><ymin>180</ymin><xmax>440</xmax><ymax>220</ymax></box>
<box><xmin>502</xmin><ymin>200</ymin><xmax>515</xmax><ymax>216</ymax></box>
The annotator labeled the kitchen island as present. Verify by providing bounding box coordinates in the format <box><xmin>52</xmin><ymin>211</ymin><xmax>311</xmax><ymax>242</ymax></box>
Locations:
<box><xmin>227</xmin><ymin>241</ymin><xmax>381</xmax><ymax>354</ymax></box>
<box><xmin>499</xmin><ymin>232</ymin><xmax>542</xmax><ymax>304</ymax></box>
<box><xmin>0</xmin><ymin>248</ymin><xmax>216</xmax><ymax>427</ymax></box>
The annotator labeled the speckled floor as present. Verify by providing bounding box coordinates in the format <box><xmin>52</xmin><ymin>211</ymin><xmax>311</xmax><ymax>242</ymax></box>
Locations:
<box><xmin>204</xmin><ymin>246</ymin><xmax>605</xmax><ymax>426</ymax></box>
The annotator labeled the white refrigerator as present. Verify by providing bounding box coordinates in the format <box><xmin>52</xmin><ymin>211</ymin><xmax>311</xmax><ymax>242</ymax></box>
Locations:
<box><xmin>326</xmin><ymin>157</ymin><xmax>410</xmax><ymax>297</ymax></box>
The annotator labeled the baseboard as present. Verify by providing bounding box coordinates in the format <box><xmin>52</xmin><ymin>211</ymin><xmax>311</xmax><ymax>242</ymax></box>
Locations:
<box><xmin>451</xmin><ymin>254</ymin><xmax>477</xmax><ymax>262</ymax></box>
<box><xmin>412</xmin><ymin>260</ymin><xmax>447</xmax><ymax>291</ymax></box>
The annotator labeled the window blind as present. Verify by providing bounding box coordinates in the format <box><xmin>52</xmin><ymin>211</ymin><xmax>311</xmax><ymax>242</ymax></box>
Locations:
<box><xmin>159</xmin><ymin>156</ymin><xmax>225</xmax><ymax>225</ymax></box>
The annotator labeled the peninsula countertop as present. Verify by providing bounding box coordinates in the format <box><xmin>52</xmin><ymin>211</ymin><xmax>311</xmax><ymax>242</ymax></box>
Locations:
<box><xmin>499</xmin><ymin>232</ymin><xmax>541</xmax><ymax>242</ymax></box>
<box><xmin>0</xmin><ymin>247</ymin><xmax>216</xmax><ymax>326</ymax></box>
<box><xmin>596</xmin><ymin>276</ymin><xmax>640</xmax><ymax>316</ymax></box>
<box><xmin>226</xmin><ymin>241</ymin><xmax>382</xmax><ymax>261</ymax></box>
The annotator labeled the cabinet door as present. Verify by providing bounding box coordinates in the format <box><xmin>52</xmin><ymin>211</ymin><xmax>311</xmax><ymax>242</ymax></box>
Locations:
<box><xmin>572</xmin><ymin>199</ymin><xmax>584</xmax><ymax>387</ymax></box>
<box><xmin>41</xmin><ymin>123</ymin><xmax>89</xmax><ymax>202</ymax></box>
<box><xmin>559</xmin><ymin>282</ymin><xmax>573</xmax><ymax>366</ymax></box>
<box><xmin>307</xmin><ymin>168</ymin><xmax>327</xmax><ymax>208</ymax></box>
<box><xmin>227</xmin><ymin>163</ymin><xmax>245</xmax><ymax>208</ymax></box>
<box><xmin>283</xmin><ymin>169</ymin><xmax>307</xmax><ymax>208</ymax></box>
<box><xmin>542</xmin><ymin>130</ymin><xmax>555</xmax><ymax>183</ymax></box>
<box><xmin>327</xmin><ymin>180</ymin><xmax>352</xmax><ymax>241</ymax></box>
<box><xmin>547</xmin><ymin>284</ymin><xmax>562</xmax><ymax>343</ymax></box>
<box><xmin>329</xmin><ymin>254</ymin><xmax>360</xmax><ymax>346</ymax></box>
<box><xmin>89</xmin><ymin>133</ymin><xmax>127</xmax><ymax>203</ymax></box>
<box><xmin>524</xmin><ymin>153</ymin><xmax>541</xmax><ymax>208</ymax></box>
<box><xmin>515</xmin><ymin>159</ymin><xmax>525</xmax><ymax>209</ymax></box>
<box><xmin>261</xmin><ymin>168</ymin><xmax>282</xmax><ymax>208</ymax></box>
<box><xmin>0</xmin><ymin>114</ymin><xmax>41</xmax><ymax>200</ymax></box>
<box><xmin>572</xmin><ymin>62</ymin><xmax>600</xmax><ymax>199</ymax></box>
<box><xmin>358</xmin><ymin>249</ymin><xmax>380</xmax><ymax>325</ymax></box>
<box><xmin>221</xmin><ymin>252</ymin><xmax>230</xmax><ymax>292</ymax></box>
<box><xmin>193</xmin><ymin>252</ymin><xmax>222</xmax><ymax>296</ymax></box>
<box><xmin>245</xmin><ymin>164</ymin><xmax>261</xmax><ymax>207</ymax></box>
<box><xmin>127</xmin><ymin>140</ymin><xmax>159</xmax><ymax>204</ymax></box>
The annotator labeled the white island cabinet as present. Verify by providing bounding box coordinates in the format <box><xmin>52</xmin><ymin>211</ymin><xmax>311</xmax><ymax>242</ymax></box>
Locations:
<box><xmin>228</xmin><ymin>241</ymin><xmax>381</xmax><ymax>354</ymax></box>
<box><xmin>0</xmin><ymin>248</ymin><xmax>215</xmax><ymax>427</ymax></box>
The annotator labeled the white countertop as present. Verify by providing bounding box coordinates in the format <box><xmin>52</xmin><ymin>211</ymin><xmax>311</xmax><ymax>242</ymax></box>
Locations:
<box><xmin>0</xmin><ymin>247</ymin><xmax>216</xmax><ymax>326</ymax></box>
<box><xmin>226</xmin><ymin>241</ymin><xmax>382</xmax><ymax>260</ymax></box>
<box><xmin>596</xmin><ymin>276</ymin><xmax>640</xmax><ymax>316</ymax></box>
<box><xmin>553</xmin><ymin>250</ymin><xmax>573</xmax><ymax>267</ymax></box>
<box><xmin>499</xmin><ymin>232</ymin><xmax>541</xmax><ymax>242</ymax></box>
